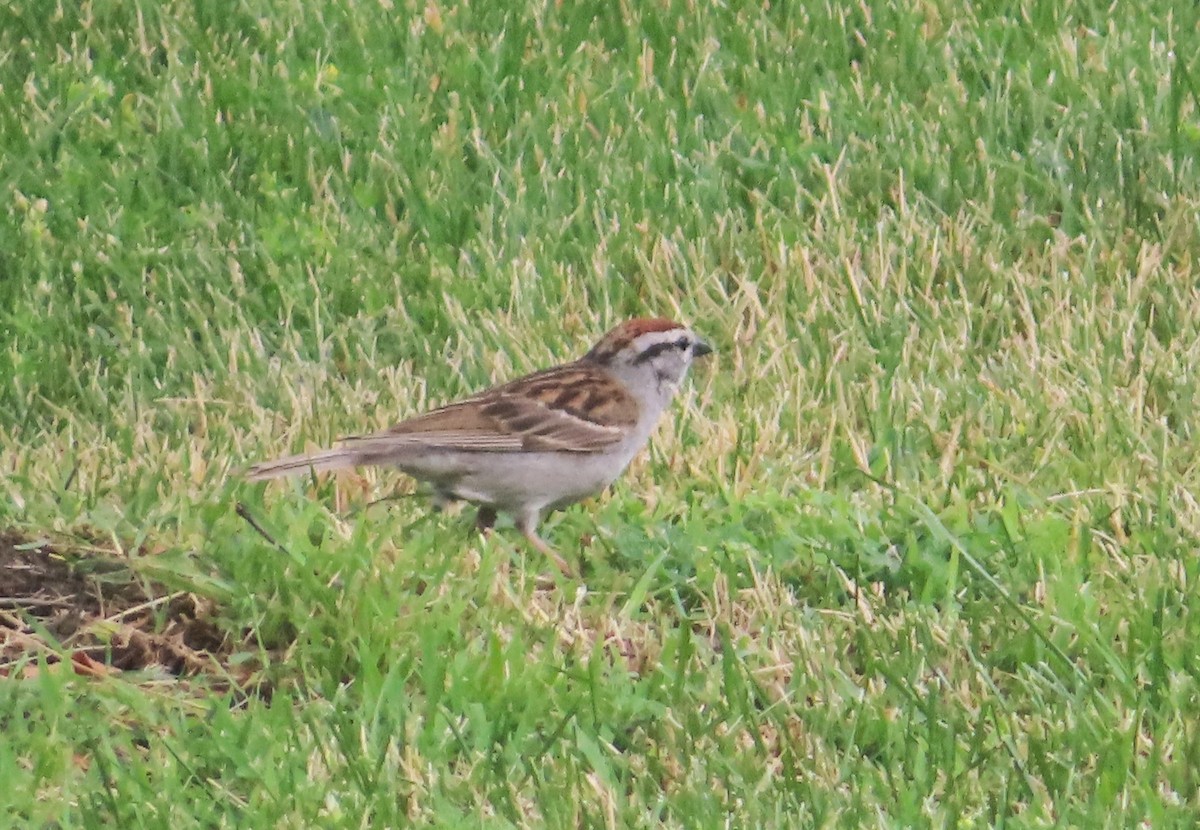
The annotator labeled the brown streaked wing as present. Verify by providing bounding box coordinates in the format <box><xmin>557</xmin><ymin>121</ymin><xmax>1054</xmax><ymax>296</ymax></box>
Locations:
<box><xmin>341</xmin><ymin>363</ymin><xmax>639</xmax><ymax>453</ymax></box>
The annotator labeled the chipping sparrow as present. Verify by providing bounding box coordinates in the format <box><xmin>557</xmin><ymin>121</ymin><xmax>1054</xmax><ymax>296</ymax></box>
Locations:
<box><xmin>247</xmin><ymin>318</ymin><xmax>712</xmax><ymax>575</ymax></box>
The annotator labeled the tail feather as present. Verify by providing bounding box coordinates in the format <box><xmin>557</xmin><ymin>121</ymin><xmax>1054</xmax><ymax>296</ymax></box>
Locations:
<box><xmin>245</xmin><ymin>447</ymin><xmax>363</xmax><ymax>481</ymax></box>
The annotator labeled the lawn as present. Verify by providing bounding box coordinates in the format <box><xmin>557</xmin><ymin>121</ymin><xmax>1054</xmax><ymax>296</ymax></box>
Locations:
<box><xmin>2</xmin><ymin>0</ymin><xmax>1200</xmax><ymax>826</ymax></box>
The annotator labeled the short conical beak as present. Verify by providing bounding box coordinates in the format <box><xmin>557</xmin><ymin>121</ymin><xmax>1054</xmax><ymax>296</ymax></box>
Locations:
<box><xmin>692</xmin><ymin>339</ymin><xmax>714</xmax><ymax>358</ymax></box>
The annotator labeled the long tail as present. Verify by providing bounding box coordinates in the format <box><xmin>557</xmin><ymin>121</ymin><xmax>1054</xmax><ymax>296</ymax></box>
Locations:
<box><xmin>245</xmin><ymin>447</ymin><xmax>365</xmax><ymax>481</ymax></box>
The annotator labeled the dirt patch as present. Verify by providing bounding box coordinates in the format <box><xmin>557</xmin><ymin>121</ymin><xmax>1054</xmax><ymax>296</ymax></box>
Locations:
<box><xmin>0</xmin><ymin>530</ymin><xmax>265</xmax><ymax>693</ymax></box>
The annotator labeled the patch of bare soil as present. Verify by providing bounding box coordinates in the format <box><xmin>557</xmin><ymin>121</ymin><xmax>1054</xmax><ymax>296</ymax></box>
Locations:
<box><xmin>0</xmin><ymin>530</ymin><xmax>266</xmax><ymax>694</ymax></box>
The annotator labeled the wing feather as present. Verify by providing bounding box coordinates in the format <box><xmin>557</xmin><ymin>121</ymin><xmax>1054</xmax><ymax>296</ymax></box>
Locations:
<box><xmin>339</xmin><ymin>363</ymin><xmax>638</xmax><ymax>454</ymax></box>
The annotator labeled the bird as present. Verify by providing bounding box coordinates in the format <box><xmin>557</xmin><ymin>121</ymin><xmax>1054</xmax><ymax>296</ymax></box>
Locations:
<box><xmin>246</xmin><ymin>318</ymin><xmax>712</xmax><ymax>575</ymax></box>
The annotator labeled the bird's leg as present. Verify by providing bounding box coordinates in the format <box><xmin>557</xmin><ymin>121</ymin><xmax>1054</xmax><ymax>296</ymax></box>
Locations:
<box><xmin>515</xmin><ymin>511</ymin><xmax>574</xmax><ymax>577</ymax></box>
<box><xmin>475</xmin><ymin>506</ymin><xmax>498</xmax><ymax>534</ymax></box>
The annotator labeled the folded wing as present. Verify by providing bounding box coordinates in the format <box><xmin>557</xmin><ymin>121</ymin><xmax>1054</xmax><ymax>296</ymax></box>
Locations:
<box><xmin>340</xmin><ymin>364</ymin><xmax>639</xmax><ymax>454</ymax></box>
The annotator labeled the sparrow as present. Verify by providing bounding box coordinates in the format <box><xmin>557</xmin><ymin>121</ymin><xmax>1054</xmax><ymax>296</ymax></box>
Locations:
<box><xmin>247</xmin><ymin>318</ymin><xmax>713</xmax><ymax>575</ymax></box>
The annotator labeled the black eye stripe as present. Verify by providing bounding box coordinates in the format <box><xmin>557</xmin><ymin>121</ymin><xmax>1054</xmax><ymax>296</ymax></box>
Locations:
<box><xmin>632</xmin><ymin>337</ymin><xmax>694</xmax><ymax>365</ymax></box>
<box><xmin>632</xmin><ymin>342</ymin><xmax>675</xmax><ymax>365</ymax></box>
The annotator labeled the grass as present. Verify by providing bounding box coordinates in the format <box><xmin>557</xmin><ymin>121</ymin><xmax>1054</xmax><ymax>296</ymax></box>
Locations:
<box><xmin>2</xmin><ymin>0</ymin><xmax>1200</xmax><ymax>825</ymax></box>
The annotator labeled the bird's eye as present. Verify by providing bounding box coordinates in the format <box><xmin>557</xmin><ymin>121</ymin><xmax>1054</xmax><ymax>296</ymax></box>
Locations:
<box><xmin>675</xmin><ymin>337</ymin><xmax>690</xmax><ymax>350</ymax></box>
